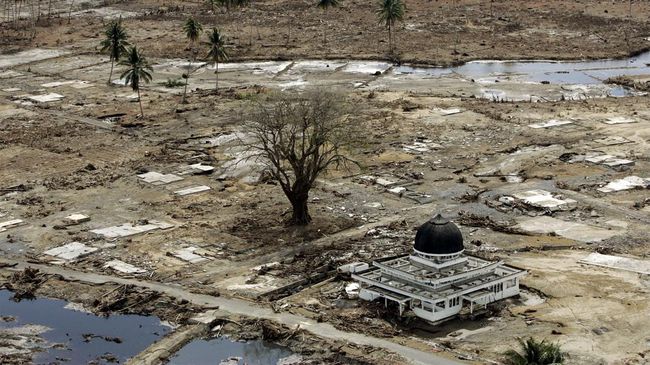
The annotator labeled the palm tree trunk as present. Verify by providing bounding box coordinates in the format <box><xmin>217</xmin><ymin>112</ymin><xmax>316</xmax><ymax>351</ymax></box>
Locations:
<box><xmin>182</xmin><ymin>70</ymin><xmax>189</xmax><ymax>103</ymax></box>
<box><xmin>138</xmin><ymin>88</ymin><xmax>144</xmax><ymax>117</ymax></box>
<box><xmin>108</xmin><ymin>58</ymin><xmax>114</xmax><ymax>85</ymax></box>
<box><xmin>388</xmin><ymin>23</ymin><xmax>392</xmax><ymax>54</ymax></box>
<box><xmin>215</xmin><ymin>61</ymin><xmax>219</xmax><ymax>90</ymax></box>
<box><xmin>68</xmin><ymin>0</ymin><xmax>74</xmax><ymax>24</ymax></box>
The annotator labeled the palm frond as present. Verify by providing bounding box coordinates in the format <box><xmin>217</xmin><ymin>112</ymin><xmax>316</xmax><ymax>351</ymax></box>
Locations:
<box><xmin>504</xmin><ymin>337</ymin><xmax>564</xmax><ymax>365</ymax></box>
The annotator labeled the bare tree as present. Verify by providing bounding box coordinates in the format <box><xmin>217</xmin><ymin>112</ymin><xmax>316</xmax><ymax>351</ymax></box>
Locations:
<box><xmin>243</xmin><ymin>91</ymin><xmax>358</xmax><ymax>225</ymax></box>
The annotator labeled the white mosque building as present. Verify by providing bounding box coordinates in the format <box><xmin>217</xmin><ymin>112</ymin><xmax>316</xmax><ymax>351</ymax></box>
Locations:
<box><xmin>352</xmin><ymin>214</ymin><xmax>526</xmax><ymax>323</ymax></box>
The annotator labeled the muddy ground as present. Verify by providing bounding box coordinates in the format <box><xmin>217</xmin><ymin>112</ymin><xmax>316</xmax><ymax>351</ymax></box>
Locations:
<box><xmin>1</xmin><ymin>1</ymin><xmax>650</xmax><ymax>365</ymax></box>
<box><xmin>2</xmin><ymin>0</ymin><xmax>650</xmax><ymax>65</ymax></box>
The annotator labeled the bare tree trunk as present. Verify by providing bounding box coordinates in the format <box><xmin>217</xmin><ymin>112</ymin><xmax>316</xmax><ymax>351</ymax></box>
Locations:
<box><xmin>289</xmin><ymin>191</ymin><xmax>311</xmax><ymax>225</ymax></box>
<box><xmin>47</xmin><ymin>0</ymin><xmax>51</xmax><ymax>19</ymax></box>
<box><xmin>137</xmin><ymin>88</ymin><xmax>144</xmax><ymax>117</ymax></box>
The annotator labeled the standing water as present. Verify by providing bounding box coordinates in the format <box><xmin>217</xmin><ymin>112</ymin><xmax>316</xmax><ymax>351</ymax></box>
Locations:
<box><xmin>0</xmin><ymin>290</ymin><xmax>171</xmax><ymax>364</ymax></box>
<box><xmin>393</xmin><ymin>51</ymin><xmax>650</xmax><ymax>84</ymax></box>
<box><xmin>169</xmin><ymin>337</ymin><xmax>294</xmax><ymax>365</ymax></box>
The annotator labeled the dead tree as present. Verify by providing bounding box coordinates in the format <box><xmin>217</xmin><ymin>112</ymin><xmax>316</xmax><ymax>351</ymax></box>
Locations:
<box><xmin>243</xmin><ymin>90</ymin><xmax>358</xmax><ymax>225</ymax></box>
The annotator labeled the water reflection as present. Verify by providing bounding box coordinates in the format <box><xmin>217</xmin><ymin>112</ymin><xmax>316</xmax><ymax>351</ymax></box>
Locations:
<box><xmin>169</xmin><ymin>337</ymin><xmax>293</xmax><ymax>365</ymax></box>
<box><xmin>0</xmin><ymin>290</ymin><xmax>171</xmax><ymax>365</ymax></box>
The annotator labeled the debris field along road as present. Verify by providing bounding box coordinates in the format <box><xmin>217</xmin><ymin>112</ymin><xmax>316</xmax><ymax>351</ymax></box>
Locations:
<box><xmin>0</xmin><ymin>258</ymin><xmax>464</xmax><ymax>365</ymax></box>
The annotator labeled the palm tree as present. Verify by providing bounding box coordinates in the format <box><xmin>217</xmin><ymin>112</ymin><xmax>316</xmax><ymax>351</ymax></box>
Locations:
<box><xmin>99</xmin><ymin>18</ymin><xmax>130</xmax><ymax>85</ymax></box>
<box><xmin>207</xmin><ymin>28</ymin><xmax>229</xmax><ymax>91</ymax></box>
<box><xmin>376</xmin><ymin>0</ymin><xmax>405</xmax><ymax>54</ymax></box>
<box><xmin>504</xmin><ymin>337</ymin><xmax>564</xmax><ymax>365</ymax></box>
<box><xmin>182</xmin><ymin>17</ymin><xmax>203</xmax><ymax>103</ymax></box>
<box><xmin>317</xmin><ymin>0</ymin><xmax>340</xmax><ymax>44</ymax></box>
<box><xmin>317</xmin><ymin>0</ymin><xmax>340</xmax><ymax>9</ymax></box>
<box><xmin>119</xmin><ymin>46</ymin><xmax>153</xmax><ymax>117</ymax></box>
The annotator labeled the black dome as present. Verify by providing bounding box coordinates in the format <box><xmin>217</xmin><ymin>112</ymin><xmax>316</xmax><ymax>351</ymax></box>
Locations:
<box><xmin>414</xmin><ymin>214</ymin><xmax>464</xmax><ymax>255</ymax></box>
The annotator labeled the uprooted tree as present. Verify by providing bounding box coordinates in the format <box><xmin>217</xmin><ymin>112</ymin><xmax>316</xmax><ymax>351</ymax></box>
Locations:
<box><xmin>243</xmin><ymin>91</ymin><xmax>357</xmax><ymax>225</ymax></box>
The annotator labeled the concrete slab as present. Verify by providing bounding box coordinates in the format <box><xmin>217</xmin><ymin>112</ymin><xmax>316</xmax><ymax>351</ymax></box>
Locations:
<box><xmin>516</xmin><ymin>216</ymin><xmax>619</xmax><ymax>243</ymax></box>
<box><xmin>64</xmin><ymin>213</ymin><xmax>90</xmax><ymax>225</ymax></box>
<box><xmin>0</xmin><ymin>48</ymin><xmax>69</xmax><ymax>68</ymax></box>
<box><xmin>0</xmin><ymin>219</ymin><xmax>24</xmax><ymax>232</ymax></box>
<box><xmin>172</xmin><ymin>246</ymin><xmax>210</xmax><ymax>264</ymax></box>
<box><xmin>403</xmin><ymin>141</ymin><xmax>443</xmax><ymax>154</ymax></box>
<box><xmin>528</xmin><ymin>119</ymin><xmax>573</xmax><ymax>129</ymax></box>
<box><xmin>177</xmin><ymin>163</ymin><xmax>215</xmax><ymax>175</ymax></box>
<box><xmin>593</xmin><ymin>136</ymin><xmax>633</xmax><ymax>146</ymax></box>
<box><xmin>579</xmin><ymin>253</ymin><xmax>650</xmax><ymax>275</ymax></box>
<box><xmin>41</xmin><ymin>80</ymin><xmax>92</xmax><ymax>89</ymax></box>
<box><xmin>174</xmin><ymin>185</ymin><xmax>211</xmax><ymax>196</ymax></box>
<box><xmin>511</xmin><ymin>190</ymin><xmax>577</xmax><ymax>211</ymax></box>
<box><xmin>26</xmin><ymin>93</ymin><xmax>64</xmax><ymax>103</ymax></box>
<box><xmin>375</xmin><ymin>177</ymin><xmax>397</xmax><ymax>187</ymax></box>
<box><xmin>44</xmin><ymin>242</ymin><xmax>98</xmax><ymax>261</ymax></box>
<box><xmin>91</xmin><ymin>220</ymin><xmax>174</xmax><ymax>238</ymax></box>
<box><xmin>190</xmin><ymin>310</ymin><xmax>221</xmax><ymax>324</ymax></box>
<box><xmin>388</xmin><ymin>186</ymin><xmax>407</xmax><ymax>195</ymax></box>
<box><xmin>603</xmin><ymin>116</ymin><xmax>637</xmax><ymax>125</ymax></box>
<box><xmin>218</xmin><ymin>61</ymin><xmax>292</xmax><ymax>75</ymax></box>
<box><xmin>597</xmin><ymin>176</ymin><xmax>650</xmax><ymax>193</ymax></box>
<box><xmin>581</xmin><ymin>154</ymin><xmax>635</xmax><ymax>171</ymax></box>
<box><xmin>137</xmin><ymin>171</ymin><xmax>184</xmax><ymax>185</ymax></box>
<box><xmin>0</xmin><ymin>70</ymin><xmax>22</xmax><ymax>79</ymax></box>
<box><xmin>437</xmin><ymin>108</ymin><xmax>463</xmax><ymax>116</ymax></box>
<box><xmin>104</xmin><ymin>260</ymin><xmax>147</xmax><ymax>274</ymax></box>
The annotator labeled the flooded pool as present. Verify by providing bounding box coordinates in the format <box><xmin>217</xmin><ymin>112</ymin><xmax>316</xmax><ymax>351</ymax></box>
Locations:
<box><xmin>0</xmin><ymin>290</ymin><xmax>171</xmax><ymax>364</ymax></box>
<box><xmin>169</xmin><ymin>337</ymin><xmax>294</xmax><ymax>365</ymax></box>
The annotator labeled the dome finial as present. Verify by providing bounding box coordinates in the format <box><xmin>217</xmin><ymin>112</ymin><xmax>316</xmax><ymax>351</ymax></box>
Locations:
<box><xmin>430</xmin><ymin>213</ymin><xmax>449</xmax><ymax>225</ymax></box>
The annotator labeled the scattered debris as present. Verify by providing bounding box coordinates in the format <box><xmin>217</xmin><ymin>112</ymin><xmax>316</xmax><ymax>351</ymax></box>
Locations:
<box><xmin>90</xmin><ymin>220</ymin><xmax>174</xmax><ymax>238</ymax></box>
<box><xmin>402</xmin><ymin>140</ymin><xmax>443</xmax><ymax>154</ymax></box>
<box><xmin>457</xmin><ymin>211</ymin><xmax>520</xmax><ymax>234</ymax></box>
<box><xmin>337</xmin><ymin>262</ymin><xmax>369</xmax><ymax>274</ymax></box>
<box><xmin>344</xmin><ymin>283</ymin><xmax>360</xmax><ymax>299</ymax></box>
<box><xmin>3</xmin><ymin>268</ymin><xmax>47</xmax><ymax>301</ymax></box>
<box><xmin>579</xmin><ymin>252</ymin><xmax>650</xmax><ymax>275</ymax></box>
